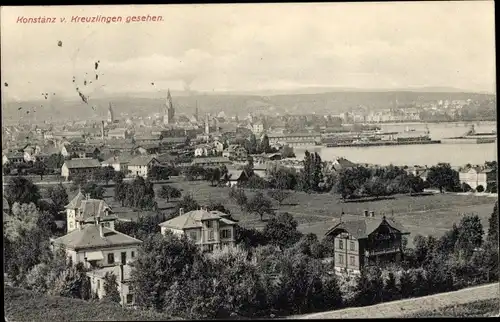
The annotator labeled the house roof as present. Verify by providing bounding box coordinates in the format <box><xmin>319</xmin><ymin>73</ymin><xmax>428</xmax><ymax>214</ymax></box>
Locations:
<box><xmin>159</xmin><ymin>209</ymin><xmax>237</xmax><ymax>230</ymax></box>
<box><xmin>128</xmin><ymin>155</ymin><xmax>158</xmax><ymax>166</ymax></box>
<box><xmin>160</xmin><ymin>137</ymin><xmax>186</xmax><ymax>144</ymax></box>
<box><xmin>191</xmin><ymin>157</ymin><xmax>232</xmax><ymax>165</ymax></box>
<box><xmin>65</xmin><ymin>191</ymin><xmax>87</xmax><ymax>209</ymax></box>
<box><xmin>77</xmin><ymin>199</ymin><xmax>112</xmax><ymax>220</ymax></box>
<box><xmin>52</xmin><ymin>224</ymin><xmax>142</xmax><ymax>251</ymax></box>
<box><xmin>63</xmin><ymin>158</ymin><xmax>101</xmax><ymax>169</ymax></box>
<box><xmin>227</xmin><ymin>169</ymin><xmax>248</xmax><ymax>181</ymax></box>
<box><xmin>325</xmin><ymin>216</ymin><xmax>409</xmax><ymax>239</ymax></box>
<box><xmin>102</xmin><ymin>154</ymin><xmax>133</xmax><ymax>165</ymax></box>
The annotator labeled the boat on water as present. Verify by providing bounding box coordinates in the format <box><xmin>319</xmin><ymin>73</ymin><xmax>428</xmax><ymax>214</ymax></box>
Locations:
<box><xmin>442</xmin><ymin>125</ymin><xmax>497</xmax><ymax>144</ymax></box>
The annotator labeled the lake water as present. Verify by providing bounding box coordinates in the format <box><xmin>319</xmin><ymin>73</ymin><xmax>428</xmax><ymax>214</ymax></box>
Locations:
<box><xmin>294</xmin><ymin>121</ymin><xmax>497</xmax><ymax>167</ymax></box>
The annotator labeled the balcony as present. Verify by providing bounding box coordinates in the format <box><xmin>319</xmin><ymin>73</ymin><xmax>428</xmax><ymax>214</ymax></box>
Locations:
<box><xmin>365</xmin><ymin>247</ymin><xmax>400</xmax><ymax>257</ymax></box>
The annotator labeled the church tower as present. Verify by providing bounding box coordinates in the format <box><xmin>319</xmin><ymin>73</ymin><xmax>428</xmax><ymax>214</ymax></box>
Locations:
<box><xmin>164</xmin><ymin>89</ymin><xmax>175</xmax><ymax>125</ymax></box>
<box><xmin>107</xmin><ymin>102</ymin><xmax>114</xmax><ymax>123</ymax></box>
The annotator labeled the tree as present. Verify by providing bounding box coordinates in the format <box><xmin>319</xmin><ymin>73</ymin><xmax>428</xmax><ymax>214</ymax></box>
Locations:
<box><xmin>103</xmin><ymin>272</ymin><xmax>121</xmax><ymax>303</ymax></box>
<box><xmin>267</xmin><ymin>189</ymin><xmax>291</xmax><ymax>207</ymax></box>
<box><xmin>364</xmin><ymin>176</ymin><xmax>387</xmax><ymax>199</ymax></box>
<box><xmin>115</xmin><ymin>213</ymin><xmax>165</xmax><ymax>241</ymax></box>
<box><xmin>95</xmin><ymin>166</ymin><xmax>115</xmax><ymax>185</ymax></box>
<box><xmin>235</xmin><ymin>226</ymin><xmax>267</xmax><ymax>250</ymax></box>
<box><xmin>47</xmin><ymin>183</ymin><xmax>69</xmax><ymax>212</ymax></box>
<box><xmin>150</xmin><ymin>165</ymin><xmax>173</xmax><ymax>181</ymax></box>
<box><xmin>354</xmin><ymin>266</ymin><xmax>384</xmax><ymax>306</ymax></box>
<box><xmin>268</xmin><ymin>167</ymin><xmax>297</xmax><ymax>190</ymax></box>
<box><xmin>81</xmin><ymin>182</ymin><xmax>105</xmax><ymax>199</ymax></box>
<box><xmin>131</xmin><ymin>232</ymin><xmax>202</xmax><ymax>311</ymax></box>
<box><xmin>174</xmin><ymin>195</ymin><xmax>200</xmax><ymax>214</ymax></box>
<box><xmin>455</xmin><ymin>214</ymin><xmax>484</xmax><ymax>259</ymax></box>
<box><xmin>5</xmin><ymin>176</ymin><xmax>41</xmax><ymax>211</ymax></box>
<box><xmin>487</xmin><ymin>202</ymin><xmax>498</xmax><ymax>248</ymax></box>
<box><xmin>476</xmin><ymin>185</ymin><xmax>485</xmax><ymax>192</ymax></box>
<box><xmin>113</xmin><ymin>170</ymin><xmax>126</xmax><ymax>184</ymax></box>
<box><xmin>48</xmin><ymin>264</ymin><xmax>89</xmax><ymax>299</ymax></box>
<box><xmin>293</xmin><ymin>233</ymin><xmax>324</xmax><ymax>258</ymax></box>
<box><xmin>280</xmin><ymin>145</ymin><xmax>295</xmax><ymax>158</ymax></box>
<box><xmin>46</xmin><ymin>153</ymin><xmax>65</xmax><ymax>169</ymax></box>
<box><xmin>408</xmin><ymin>174</ymin><xmax>425</xmax><ymax>194</ymax></box>
<box><xmin>262</xmin><ymin>212</ymin><xmax>302</xmax><ymax>249</ymax></box>
<box><xmin>259</xmin><ymin>135</ymin><xmax>271</xmax><ymax>154</ymax></box>
<box><xmin>158</xmin><ymin>185</ymin><xmax>182</xmax><ymax>202</ymax></box>
<box><xmin>246</xmin><ymin>191</ymin><xmax>274</xmax><ymax>221</ymax></box>
<box><xmin>382</xmin><ymin>272</ymin><xmax>400</xmax><ymax>302</ymax></box>
<box><xmin>244</xmin><ymin>175</ymin><xmax>269</xmax><ymax>189</ymax></box>
<box><xmin>5</xmin><ymin>203</ymin><xmax>45</xmax><ymax>241</ymax></box>
<box><xmin>398</xmin><ymin>269</ymin><xmax>413</xmax><ymax>299</ymax></box>
<box><xmin>228</xmin><ymin>187</ymin><xmax>248</xmax><ymax>210</ymax></box>
<box><xmin>33</xmin><ymin>160</ymin><xmax>46</xmax><ymax>180</ymax></box>
<box><xmin>248</xmin><ymin>134</ymin><xmax>258</xmax><ymax>154</ymax></box>
<box><xmin>426</xmin><ymin>163</ymin><xmax>460</xmax><ymax>193</ymax></box>
<box><xmin>205</xmin><ymin>167</ymin><xmax>222</xmax><ymax>186</ymax></box>
<box><xmin>205</xmin><ymin>200</ymin><xmax>231</xmax><ymax>215</ymax></box>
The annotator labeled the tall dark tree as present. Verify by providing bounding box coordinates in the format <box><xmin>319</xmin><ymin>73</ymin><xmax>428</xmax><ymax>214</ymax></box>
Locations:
<box><xmin>5</xmin><ymin>177</ymin><xmax>41</xmax><ymax>211</ymax></box>
<box><xmin>262</xmin><ymin>212</ymin><xmax>302</xmax><ymax>249</ymax></box>
<box><xmin>487</xmin><ymin>202</ymin><xmax>499</xmax><ymax>248</ymax></box>
<box><xmin>46</xmin><ymin>183</ymin><xmax>69</xmax><ymax>212</ymax></box>
<box><xmin>259</xmin><ymin>135</ymin><xmax>271</xmax><ymax>154</ymax></box>
<box><xmin>455</xmin><ymin>214</ymin><xmax>484</xmax><ymax>259</ymax></box>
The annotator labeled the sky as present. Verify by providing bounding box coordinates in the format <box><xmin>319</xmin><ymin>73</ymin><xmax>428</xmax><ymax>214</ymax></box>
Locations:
<box><xmin>1</xmin><ymin>2</ymin><xmax>496</xmax><ymax>101</ymax></box>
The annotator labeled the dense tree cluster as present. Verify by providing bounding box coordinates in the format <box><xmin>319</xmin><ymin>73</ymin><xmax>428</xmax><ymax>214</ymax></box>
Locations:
<box><xmin>114</xmin><ymin>176</ymin><xmax>157</xmax><ymax>210</ymax></box>
<box><xmin>333</xmin><ymin>165</ymin><xmax>426</xmax><ymax>200</ymax></box>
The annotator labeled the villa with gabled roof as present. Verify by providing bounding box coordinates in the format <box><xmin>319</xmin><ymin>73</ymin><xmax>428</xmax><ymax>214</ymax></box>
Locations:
<box><xmin>325</xmin><ymin>210</ymin><xmax>409</xmax><ymax>275</ymax></box>
<box><xmin>159</xmin><ymin>208</ymin><xmax>238</xmax><ymax>252</ymax></box>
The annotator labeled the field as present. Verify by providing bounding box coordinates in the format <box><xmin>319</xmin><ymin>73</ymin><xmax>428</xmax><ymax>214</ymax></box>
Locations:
<box><xmin>50</xmin><ymin>176</ymin><xmax>496</xmax><ymax>247</ymax></box>
<box><xmin>402</xmin><ymin>298</ymin><xmax>499</xmax><ymax>318</ymax></box>
<box><xmin>294</xmin><ymin>282</ymin><xmax>499</xmax><ymax>319</ymax></box>
<box><xmin>4</xmin><ymin>286</ymin><xmax>173</xmax><ymax>321</ymax></box>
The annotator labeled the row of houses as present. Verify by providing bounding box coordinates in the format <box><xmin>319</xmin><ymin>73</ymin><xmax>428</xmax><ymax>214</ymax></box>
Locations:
<box><xmin>52</xmin><ymin>190</ymin><xmax>411</xmax><ymax>306</ymax></box>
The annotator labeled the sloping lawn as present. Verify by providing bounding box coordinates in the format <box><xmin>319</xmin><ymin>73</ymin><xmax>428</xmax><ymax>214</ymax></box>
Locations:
<box><xmin>4</xmin><ymin>286</ymin><xmax>174</xmax><ymax>321</ymax></box>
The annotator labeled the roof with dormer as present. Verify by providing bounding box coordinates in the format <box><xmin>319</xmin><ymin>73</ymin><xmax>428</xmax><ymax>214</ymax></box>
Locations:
<box><xmin>325</xmin><ymin>215</ymin><xmax>409</xmax><ymax>239</ymax></box>
<box><xmin>52</xmin><ymin>224</ymin><xmax>142</xmax><ymax>251</ymax></box>
<box><xmin>77</xmin><ymin>199</ymin><xmax>112</xmax><ymax>221</ymax></box>
<box><xmin>159</xmin><ymin>209</ymin><xmax>237</xmax><ymax>230</ymax></box>
<box><xmin>65</xmin><ymin>190</ymin><xmax>86</xmax><ymax>209</ymax></box>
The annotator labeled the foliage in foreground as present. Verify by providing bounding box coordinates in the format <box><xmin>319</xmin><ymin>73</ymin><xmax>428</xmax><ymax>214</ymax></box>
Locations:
<box><xmin>4</xmin><ymin>286</ymin><xmax>173</xmax><ymax>321</ymax></box>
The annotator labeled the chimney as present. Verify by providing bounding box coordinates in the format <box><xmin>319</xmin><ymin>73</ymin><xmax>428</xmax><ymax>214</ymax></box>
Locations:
<box><xmin>179</xmin><ymin>208</ymin><xmax>184</xmax><ymax>216</ymax></box>
<box><xmin>369</xmin><ymin>211</ymin><xmax>375</xmax><ymax>217</ymax></box>
<box><xmin>363</xmin><ymin>210</ymin><xmax>368</xmax><ymax>217</ymax></box>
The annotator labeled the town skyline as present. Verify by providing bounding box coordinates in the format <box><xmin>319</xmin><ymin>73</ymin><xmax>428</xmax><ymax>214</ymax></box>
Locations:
<box><xmin>1</xmin><ymin>2</ymin><xmax>496</xmax><ymax>102</ymax></box>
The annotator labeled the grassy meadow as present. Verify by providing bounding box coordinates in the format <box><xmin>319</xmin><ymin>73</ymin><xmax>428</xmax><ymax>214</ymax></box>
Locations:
<box><xmin>50</xmin><ymin>176</ymin><xmax>497</xmax><ymax>247</ymax></box>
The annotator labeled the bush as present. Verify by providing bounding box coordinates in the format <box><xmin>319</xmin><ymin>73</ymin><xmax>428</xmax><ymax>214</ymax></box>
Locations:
<box><xmin>476</xmin><ymin>185</ymin><xmax>485</xmax><ymax>193</ymax></box>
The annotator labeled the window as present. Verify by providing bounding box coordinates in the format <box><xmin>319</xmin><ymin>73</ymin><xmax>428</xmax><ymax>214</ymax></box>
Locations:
<box><xmin>207</xmin><ymin>244</ymin><xmax>214</xmax><ymax>252</ymax></box>
<box><xmin>350</xmin><ymin>241</ymin><xmax>355</xmax><ymax>251</ymax></box>
<box><xmin>206</xmin><ymin>220</ymin><xmax>213</xmax><ymax>228</ymax></box>
<box><xmin>338</xmin><ymin>239</ymin><xmax>343</xmax><ymax>250</ymax></box>
<box><xmin>350</xmin><ymin>256</ymin><xmax>355</xmax><ymax>266</ymax></box>
<box><xmin>221</xmin><ymin>229</ymin><xmax>231</xmax><ymax>239</ymax></box>
<box><xmin>131</xmin><ymin>251</ymin><xmax>135</xmax><ymax>259</ymax></box>
<box><xmin>97</xmin><ymin>279</ymin><xmax>100</xmax><ymax>290</ymax></box>
<box><xmin>338</xmin><ymin>254</ymin><xmax>344</xmax><ymax>264</ymax></box>
<box><xmin>189</xmin><ymin>231</ymin><xmax>197</xmax><ymax>240</ymax></box>
<box><xmin>208</xmin><ymin>231</ymin><xmax>214</xmax><ymax>241</ymax></box>
<box><xmin>108</xmin><ymin>253</ymin><xmax>115</xmax><ymax>264</ymax></box>
<box><xmin>129</xmin><ymin>285</ymin><xmax>134</xmax><ymax>292</ymax></box>
<box><xmin>126</xmin><ymin>294</ymin><xmax>134</xmax><ymax>304</ymax></box>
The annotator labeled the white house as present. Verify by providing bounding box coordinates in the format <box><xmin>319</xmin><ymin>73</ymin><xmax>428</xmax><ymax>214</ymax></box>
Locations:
<box><xmin>101</xmin><ymin>155</ymin><xmax>132</xmax><ymax>172</ymax></box>
<box><xmin>87</xmin><ymin>264</ymin><xmax>135</xmax><ymax>307</ymax></box>
<box><xmin>459</xmin><ymin>167</ymin><xmax>496</xmax><ymax>190</ymax></box>
<box><xmin>159</xmin><ymin>208</ymin><xmax>237</xmax><ymax>252</ymax></box>
<box><xmin>50</xmin><ymin>215</ymin><xmax>142</xmax><ymax>270</ymax></box>
<box><xmin>127</xmin><ymin>155</ymin><xmax>160</xmax><ymax>178</ymax></box>
<box><xmin>65</xmin><ymin>191</ymin><xmax>116</xmax><ymax>233</ymax></box>
<box><xmin>194</xmin><ymin>144</ymin><xmax>213</xmax><ymax>157</ymax></box>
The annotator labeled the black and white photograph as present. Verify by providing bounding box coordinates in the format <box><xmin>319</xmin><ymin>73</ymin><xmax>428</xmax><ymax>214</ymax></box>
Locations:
<box><xmin>1</xmin><ymin>2</ymin><xmax>498</xmax><ymax>320</ymax></box>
